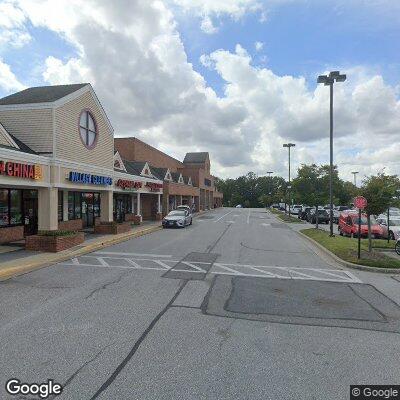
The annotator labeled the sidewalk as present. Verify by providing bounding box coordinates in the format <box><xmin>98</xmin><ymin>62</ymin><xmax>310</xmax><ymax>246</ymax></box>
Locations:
<box><xmin>0</xmin><ymin>221</ymin><xmax>162</xmax><ymax>281</ymax></box>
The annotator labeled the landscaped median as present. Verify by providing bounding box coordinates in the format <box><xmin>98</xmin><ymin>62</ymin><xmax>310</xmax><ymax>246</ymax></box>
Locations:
<box><xmin>269</xmin><ymin>208</ymin><xmax>303</xmax><ymax>223</ymax></box>
<box><xmin>300</xmin><ymin>228</ymin><xmax>400</xmax><ymax>270</ymax></box>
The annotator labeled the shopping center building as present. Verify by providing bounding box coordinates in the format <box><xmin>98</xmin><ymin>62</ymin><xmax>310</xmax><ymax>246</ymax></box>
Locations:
<box><xmin>0</xmin><ymin>83</ymin><xmax>222</xmax><ymax>246</ymax></box>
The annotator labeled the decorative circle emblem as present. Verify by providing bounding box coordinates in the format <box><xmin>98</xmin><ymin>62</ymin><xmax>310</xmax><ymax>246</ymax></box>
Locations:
<box><xmin>79</xmin><ymin>110</ymin><xmax>98</xmax><ymax>149</ymax></box>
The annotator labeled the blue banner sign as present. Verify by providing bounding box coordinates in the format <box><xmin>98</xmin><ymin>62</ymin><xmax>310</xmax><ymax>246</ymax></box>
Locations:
<box><xmin>68</xmin><ymin>171</ymin><xmax>112</xmax><ymax>185</ymax></box>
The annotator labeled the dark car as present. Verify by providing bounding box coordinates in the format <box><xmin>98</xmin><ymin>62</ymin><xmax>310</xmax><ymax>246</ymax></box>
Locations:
<box><xmin>307</xmin><ymin>208</ymin><xmax>330</xmax><ymax>224</ymax></box>
<box><xmin>299</xmin><ymin>206</ymin><xmax>312</xmax><ymax>220</ymax></box>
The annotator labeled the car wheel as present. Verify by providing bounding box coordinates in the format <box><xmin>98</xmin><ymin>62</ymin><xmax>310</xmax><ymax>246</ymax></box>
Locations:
<box><xmin>325</xmin><ymin>221</ymin><xmax>329</xmax><ymax>224</ymax></box>
<box><xmin>190</xmin><ymin>218</ymin><xmax>193</xmax><ymax>225</ymax></box>
<box><xmin>338</xmin><ymin>227</ymin><xmax>343</xmax><ymax>236</ymax></box>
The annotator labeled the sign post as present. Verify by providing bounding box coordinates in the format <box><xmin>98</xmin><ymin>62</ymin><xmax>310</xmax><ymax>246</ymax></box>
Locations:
<box><xmin>354</xmin><ymin>196</ymin><xmax>367</xmax><ymax>259</ymax></box>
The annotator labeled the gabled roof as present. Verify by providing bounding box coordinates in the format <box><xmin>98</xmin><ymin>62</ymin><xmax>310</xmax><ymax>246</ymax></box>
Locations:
<box><xmin>9</xmin><ymin>134</ymin><xmax>37</xmax><ymax>154</ymax></box>
<box><xmin>123</xmin><ymin>160</ymin><xmax>146</xmax><ymax>176</ymax></box>
<box><xmin>183</xmin><ymin>152</ymin><xmax>209</xmax><ymax>164</ymax></box>
<box><xmin>151</xmin><ymin>166</ymin><xmax>170</xmax><ymax>181</ymax></box>
<box><xmin>170</xmin><ymin>172</ymin><xmax>181</xmax><ymax>183</ymax></box>
<box><xmin>0</xmin><ymin>84</ymin><xmax>89</xmax><ymax>105</ymax></box>
<box><xmin>113</xmin><ymin>151</ymin><xmax>126</xmax><ymax>172</ymax></box>
<box><xmin>183</xmin><ymin>175</ymin><xmax>192</xmax><ymax>185</ymax></box>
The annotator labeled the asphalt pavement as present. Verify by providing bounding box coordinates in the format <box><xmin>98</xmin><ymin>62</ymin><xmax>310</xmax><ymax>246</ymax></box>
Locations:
<box><xmin>1</xmin><ymin>208</ymin><xmax>400</xmax><ymax>400</ymax></box>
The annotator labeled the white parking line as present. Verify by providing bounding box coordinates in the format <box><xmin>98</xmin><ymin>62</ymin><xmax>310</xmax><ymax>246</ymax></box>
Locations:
<box><xmin>62</xmin><ymin>256</ymin><xmax>361</xmax><ymax>283</ymax></box>
<box><xmin>214</xmin><ymin>209</ymin><xmax>235</xmax><ymax>222</ymax></box>
<box><xmin>247</xmin><ymin>209</ymin><xmax>251</xmax><ymax>224</ymax></box>
<box><xmin>94</xmin><ymin>251</ymin><xmax>172</xmax><ymax>258</ymax></box>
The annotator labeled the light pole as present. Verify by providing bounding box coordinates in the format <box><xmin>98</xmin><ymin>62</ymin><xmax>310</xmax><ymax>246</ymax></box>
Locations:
<box><xmin>351</xmin><ymin>171</ymin><xmax>359</xmax><ymax>187</ymax></box>
<box><xmin>266</xmin><ymin>171</ymin><xmax>273</xmax><ymax>207</ymax></box>
<box><xmin>283</xmin><ymin>143</ymin><xmax>295</xmax><ymax>217</ymax></box>
<box><xmin>317</xmin><ymin>71</ymin><xmax>346</xmax><ymax>237</ymax></box>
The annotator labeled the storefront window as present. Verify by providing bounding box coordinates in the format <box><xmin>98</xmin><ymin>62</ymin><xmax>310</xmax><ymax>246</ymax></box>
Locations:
<box><xmin>74</xmin><ymin>192</ymin><xmax>82</xmax><ymax>219</ymax></box>
<box><xmin>94</xmin><ymin>193</ymin><xmax>100</xmax><ymax>217</ymax></box>
<box><xmin>9</xmin><ymin>190</ymin><xmax>22</xmax><ymax>225</ymax></box>
<box><xmin>0</xmin><ymin>189</ymin><xmax>9</xmax><ymax>226</ymax></box>
<box><xmin>68</xmin><ymin>192</ymin><xmax>74</xmax><ymax>220</ymax></box>
<box><xmin>58</xmin><ymin>191</ymin><xmax>63</xmax><ymax>222</ymax></box>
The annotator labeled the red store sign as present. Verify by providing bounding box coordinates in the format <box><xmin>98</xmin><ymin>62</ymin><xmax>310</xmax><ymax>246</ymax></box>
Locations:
<box><xmin>116</xmin><ymin>179</ymin><xmax>143</xmax><ymax>190</ymax></box>
<box><xmin>145</xmin><ymin>182</ymin><xmax>163</xmax><ymax>192</ymax></box>
<box><xmin>0</xmin><ymin>160</ymin><xmax>42</xmax><ymax>180</ymax></box>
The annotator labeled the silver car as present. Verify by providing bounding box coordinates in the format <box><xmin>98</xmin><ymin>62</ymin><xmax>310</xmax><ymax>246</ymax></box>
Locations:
<box><xmin>162</xmin><ymin>210</ymin><xmax>192</xmax><ymax>228</ymax></box>
<box><xmin>376</xmin><ymin>215</ymin><xmax>400</xmax><ymax>240</ymax></box>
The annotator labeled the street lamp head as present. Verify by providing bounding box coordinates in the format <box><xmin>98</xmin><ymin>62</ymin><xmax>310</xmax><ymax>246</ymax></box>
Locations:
<box><xmin>317</xmin><ymin>75</ymin><xmax>328</xmax><ymax>84</ymax></box>
<box><xmin>329</xmin><ymin>71</ymin><xmax>340</xmax><ymax>78</ymax></box>
<box><xmin>283</xmin><ymin>143</ymin><xmax>295</xmax><ymax>148</ymax></box>
<box><xmin>335</xmin><ymin>74</ymin><xmax>346</xmax><ymax>82</ymax></box>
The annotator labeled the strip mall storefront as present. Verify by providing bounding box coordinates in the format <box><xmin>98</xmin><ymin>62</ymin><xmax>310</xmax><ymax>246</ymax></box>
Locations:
<box><xmin>0</xmin><ymin>151</ymin><xmax>50</xmax><ymax>244</ymax></box>
<box><xmin>113</xmin><ymin>175</ymin><xmax>163</xmax><ymax>222</ymax></box>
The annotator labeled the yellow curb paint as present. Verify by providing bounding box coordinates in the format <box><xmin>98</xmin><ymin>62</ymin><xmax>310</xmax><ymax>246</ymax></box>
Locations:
<box><xmin>0</xmin><ymin>225</ymin><xmax>162</xmax><ymax>281</ymax></box>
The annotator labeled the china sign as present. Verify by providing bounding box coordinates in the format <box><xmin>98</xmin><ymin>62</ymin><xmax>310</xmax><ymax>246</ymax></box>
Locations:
<box><xmin>0</xmin><ymin>160</ymin><xmax>42</xmax><ymax>180</ymax></box>
<box><xmin>116</xmin><ymin>179</ymin><xmax>143</xmax><ymax>190</ymax></box>
<box><xmin>68</xmin><ymin>171</ymin><xmax>112</xmax><ymax>185</ymax></box>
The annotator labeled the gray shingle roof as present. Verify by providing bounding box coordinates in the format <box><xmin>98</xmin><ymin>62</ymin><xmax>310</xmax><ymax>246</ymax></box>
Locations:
<box><xmin>0</xmin><ymin>84</ymin><xmax>89</xmax><ymax>105</ymax></box>
<box><xmin>183</xmin><ymin>152</ymin><xmax>209</xmax><ymax>163</ymax></box>
<box><xmin>150</xmin><ymin>166</ymin><xmax>169</xmax><ymax>180</ymax></box>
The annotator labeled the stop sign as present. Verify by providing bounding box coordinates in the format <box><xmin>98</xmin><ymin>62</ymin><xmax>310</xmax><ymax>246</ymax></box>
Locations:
<box><xmin>354</xmin><ymin>196</ymin><xmax>367</xmax><ymax>209</ymax></box>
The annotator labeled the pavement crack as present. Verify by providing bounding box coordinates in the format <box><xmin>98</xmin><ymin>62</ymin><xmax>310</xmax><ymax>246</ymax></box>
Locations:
<box><xmin>89</xmin><ymin>280</ymin><xmax>188</xmax><ymax>400</ymax></box>
<box><xmin>85</xmin><ymin>271</ymin><xmax>128</xmax><ymax>300</ymax></box>
<box><xmin>206</xmin><ymin>223</ymin><xmax>231</xmax><ymax>253</ymax></box>
<box><xmin>240</xmin><ymin>241</ymin><xmax>307</xmax><ymax>254</ymax></box>
<box><xmin>216</xmin><ymin>320</ymin><xmax>235</xmax><ymax>351</ymax></box>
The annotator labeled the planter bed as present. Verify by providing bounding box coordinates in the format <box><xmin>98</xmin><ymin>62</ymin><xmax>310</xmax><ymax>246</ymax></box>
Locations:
<box><xmin>94</xmin><ymin>221</ymin><xmax>132</xmax><ymax>235</ymax></box>
<box><xmin>26</xmin><ymin>231</ymin><xmax>85</xmax><ymax>252</ymax></box>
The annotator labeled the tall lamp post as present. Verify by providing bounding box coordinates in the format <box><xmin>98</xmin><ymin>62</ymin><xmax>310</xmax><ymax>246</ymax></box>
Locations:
<box><xmin>266</xmin><ymin>171</ymin><xmax>273</xmax><ymax>207</ymax></box>
<box><xmin>317</xmin><ymin>71</ymin><xmax>346</xmax><ymax>237</ymax></box>
<box><xmin>351</xmin><ymin>171</ymin><xmax>359</xmax><ymax>187</ymax></box>
<box><xmin>283</xmin><ymin>143</ymin><xmax>295</xmax><ymax>217</ymax></box>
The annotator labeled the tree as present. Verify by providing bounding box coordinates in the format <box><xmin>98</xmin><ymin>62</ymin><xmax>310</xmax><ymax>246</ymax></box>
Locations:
<box><xmin>361</xmin><ymin>173</ymin><xmax>400</xmax><ymax>251</ymax></box>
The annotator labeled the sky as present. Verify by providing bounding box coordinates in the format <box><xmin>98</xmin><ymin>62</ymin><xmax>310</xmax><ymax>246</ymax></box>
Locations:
<box><xmin>0</xmin><ymin>0</ymin><xmax>399</xmax><ymax>183</ymax></box>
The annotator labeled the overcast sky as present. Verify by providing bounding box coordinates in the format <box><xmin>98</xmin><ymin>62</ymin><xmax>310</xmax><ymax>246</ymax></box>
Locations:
<box><xmin>0</xmin><ymin>0</ymin><xmax>399</xmax><ymax>182</ymax></box>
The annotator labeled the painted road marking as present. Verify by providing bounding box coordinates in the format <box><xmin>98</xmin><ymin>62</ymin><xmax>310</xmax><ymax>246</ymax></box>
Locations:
<box><xmin>63</xmin><ymin>256</ymin><xmax>361</xmax><ymax>283</ymax></box>
<box><xmin>247</xmin><ymin>209</ymin><xmax>251</xmax><ymax>224</ymax></box>
<box><xmin>226</xmin><ymin>220</ymin><xmax>235</xmax><ymax>223</ymax></box>
<box><xmin>94</xmin><ymin>251</ymin><xmax>172</xmax><ymax>258</ymax></box>
<box><xmin>261</xmin><ymin>223</ymin><xmax>271</xmax><ymax>226</ymax></box>
<box><xmin>214</xmin><ymin>209</ymin><xmax>235</xmax><ymax>222</ymax></box>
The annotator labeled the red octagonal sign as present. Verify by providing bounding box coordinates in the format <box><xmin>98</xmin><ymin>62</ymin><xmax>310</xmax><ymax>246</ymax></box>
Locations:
<box><xmin>354</xmin><ymin>196</ymin><xmax>367</xmax><ymax>209</ymax></box>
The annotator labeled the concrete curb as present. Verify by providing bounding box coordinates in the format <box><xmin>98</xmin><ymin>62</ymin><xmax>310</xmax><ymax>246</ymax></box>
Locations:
<box><xmin>297</xmin><ymin>230</ymin><xmax>400</xmax><ymax>274</ymax></box>
<box><xmin>0</xmin><ymin>224</ymin><xmax>162</xmax><ymax>281</ymax></box>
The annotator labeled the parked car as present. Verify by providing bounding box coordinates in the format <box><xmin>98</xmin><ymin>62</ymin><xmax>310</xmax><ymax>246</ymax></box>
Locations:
<box><xmin>162</xmin><ymin>209</ymin><xmax>192</xmax><ymax>228</ymax></box>
<box><xmin>338</xmin><ymin>212</ymin><xmax>383</xmax><ymax>238</ymax></box>
<box><xmin>298</xmin><ymin>206</ymin><xmax>312</xmax><ymax>220</ymax></box>
<box><xmin>307</xmin><ymin>208</ymin><xmax>330</xmax><ymax>224</ymax></box>
<box><xmin>290</xmin><ymin>205</ymin><xmax>302</xmax><ymax>215</ymax></box>
<box><xmin>332</xmin><ymin>206</ymin><xmax>349</xmax><ymax>223</ymax></box>
<box><xmin>376</xmin><ymin>215</ymin><xmax>400</xmax><ymax>240</ymax></box>
<box><xmin>177</xmin><ymin>205</ymin><xmax>192</xmax><ymax>214</ymax></box>
<box><xmin>235</xmin><ymin>204</ymin><xmax>243</xmax><ymax>208</ymax></box>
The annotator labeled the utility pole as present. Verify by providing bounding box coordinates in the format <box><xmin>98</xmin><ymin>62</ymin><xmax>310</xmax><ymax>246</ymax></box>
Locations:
<box><xmin>283</xmin><ymin>143</ymin><xmax>295</xmax><ymax>217</ymax></box>
<box><xmin>317</xmin><ymin>71</ymin><xmax>347</xmax><ymax>236</ymax></box>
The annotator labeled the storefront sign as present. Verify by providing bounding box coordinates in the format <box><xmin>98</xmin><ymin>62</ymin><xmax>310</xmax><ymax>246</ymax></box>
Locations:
<box><xmin>0</xmin><ymin>161</ymin><xmax>42</xmax><ymax>180</ymax></box>
<box><xmin>145</xmin><ymin>182</ymin><xmax>163</xmax><ymax>192</ymax></box>
<box><xmin>116</xmin><ymin>179</ymin><xmax>143</xmax><ymax>190</ymax></box>
<box><xmin>68</xmin><ymin>171</ymin><xmax>112</xmax><ymax>185</ymax></box>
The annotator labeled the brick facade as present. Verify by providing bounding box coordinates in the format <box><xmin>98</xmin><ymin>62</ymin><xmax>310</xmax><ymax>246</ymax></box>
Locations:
<box><xmin>94</xmin><ymin>221</ymin><xmax>131</xmax><ymax>234</ymax></box>
<box><xmin>25</xmin><ymin>232</ymin><xmax>85</xmax><ymax>252</ymax></box>
<box><xmin>58</xmin><ymin>219</ymin><xmax>83</xmax><ymax>231</ymax></box>
<box><xmin>0</xmin><ymin>226</ymin><xmax>25</xmax><ymax>244</ymax></box>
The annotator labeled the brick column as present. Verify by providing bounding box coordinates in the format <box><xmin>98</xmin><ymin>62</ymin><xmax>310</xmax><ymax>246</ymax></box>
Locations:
<box><xmin>38</xmin><ymin>187</ymin><xmax>58</xmax><ymax>231</ymax></box>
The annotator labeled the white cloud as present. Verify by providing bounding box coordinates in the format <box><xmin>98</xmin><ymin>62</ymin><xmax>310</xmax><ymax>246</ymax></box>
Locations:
<box><xmin>254</xmin><ymin>41</ymin><xmax>263</xmax><ymax>51</ymax></box>
<box><xmin>0</xmin><ymin>59</ymin><xmax>25</xmax><ymax>92</ymax></box>
<box><xmin>2</xmin><ymin>0</ymin><xmax>399</xmax><ymax>183</ymax></box>
<box><xmin>0</xmin><ymin>0</ymin><xmax>31</xmax><ymax>49</ymax></box>
<box><xmin>200</xmin><ymin>15</ymin><xmax>218</xmax><ymax>34</ymax></box>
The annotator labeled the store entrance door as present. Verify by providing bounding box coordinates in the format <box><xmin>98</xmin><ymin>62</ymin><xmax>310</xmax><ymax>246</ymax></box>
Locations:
<box><xmin>81</xmin><ymin>193</ymin><xmax>94</xmax><ymax>228</ymax></box>
<box><xmin>23</xmin><ymin>191</ymin><xmax>38</xmax><ymax>236</ymax></box>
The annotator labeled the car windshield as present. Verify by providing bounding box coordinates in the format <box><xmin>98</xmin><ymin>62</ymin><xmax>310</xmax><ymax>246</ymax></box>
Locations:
<box><xmin>168</xmin><ymin>211</ymin><xmax>185</xmax><ymax>216</ymax></box>
<box><xmin>352</xmin><ymin>216</ymin><xmax>377</xmax><ymax>225</ymax></box>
